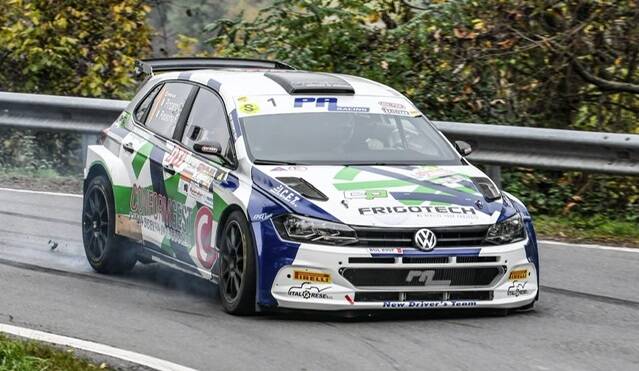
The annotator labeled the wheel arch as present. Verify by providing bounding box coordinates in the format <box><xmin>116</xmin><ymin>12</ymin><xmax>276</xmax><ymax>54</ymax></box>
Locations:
<box><xmin>215</xmin><ymin>204</ymin><xmax>247</xmax><ymax>248</ymax></box>
<box><xmin>84</xmin><ymin>162</ymin><xmax>112</xmax><ymax>193</ymax></box>
<box><xmin>84</xmin><ymin>145</ymin><xmax>134</xmax><ymax>226</ymax></box>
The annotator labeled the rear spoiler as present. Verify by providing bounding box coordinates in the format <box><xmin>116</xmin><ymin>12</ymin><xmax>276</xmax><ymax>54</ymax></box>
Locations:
<box><xmin>134</xmin><ymin>57</ymin><xmax>295</xmax><ymax>77</ymax></box>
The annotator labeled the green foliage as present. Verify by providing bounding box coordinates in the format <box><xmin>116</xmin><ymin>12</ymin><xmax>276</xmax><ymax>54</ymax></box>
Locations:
<box><xmin>204</xmin><ymin>0</ymin><xmax>639</xmax><ymax>220</ymax></box>
<box><xmin>0</xmin><ymin>0</ymin><xmax>152</xmax><ymax>99</ymax></box>
<box><xmin>534</xmin><ymin>214</ymin><xmax>639</xmax><ymax>246</ymax></box>
<box><xmin>206</xmin><ymin>0</ymin><xmax>639</xmax><ymax>132</ymax></box>
<box><xmin>0</xmin><ymin>334</ymin><xmax>111</xmax><ymax>370</ymax></box>
<box><xmin>0</xmin><ymin>1</ymin><xmax>152</xmax><ymax>173</ymax></box>
<box><xmin>502</xmin><ymin>169</ymin><xmax>638</xmax><ymax>222</ymax></box>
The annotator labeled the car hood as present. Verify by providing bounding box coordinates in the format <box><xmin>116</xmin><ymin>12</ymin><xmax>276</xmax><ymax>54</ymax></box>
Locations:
<box><xmin>251</xmin><ymin>164</ymin><xmax>507</xmax><ymax>228</ymax></box>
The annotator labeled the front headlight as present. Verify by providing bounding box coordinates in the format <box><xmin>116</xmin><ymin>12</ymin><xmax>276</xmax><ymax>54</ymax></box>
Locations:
<box><xmin>272</xmin><ymin>214</ymin><xmax>358</xmax><ymax>245</ymax></box>
<box><xmin>485</xmin><ymin>213</ymin><xmax>525</xmax><ymax>244</ymax></box>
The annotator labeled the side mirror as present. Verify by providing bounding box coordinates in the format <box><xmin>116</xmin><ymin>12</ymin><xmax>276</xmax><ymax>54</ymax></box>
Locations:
<box><xmin>193</xmin><ymin>141</ymin><xmax>235</xmax><ymax>168</ymax></box>
<box><xmin>454</xmin><ymin>140</ymin><xmax>472</xmax><ymax>157</ymax></box>
<box><xmin>193</xmin><ymin>141</ymin><xmax>223</xmax><ymax>156</ymax></box>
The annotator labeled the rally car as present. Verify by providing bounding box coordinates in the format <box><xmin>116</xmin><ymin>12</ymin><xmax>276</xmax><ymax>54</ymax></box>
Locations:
<box><xmin>82</xmin><ymin>57</ymin><xmax>539</xmax><ymax>315</ymax></box>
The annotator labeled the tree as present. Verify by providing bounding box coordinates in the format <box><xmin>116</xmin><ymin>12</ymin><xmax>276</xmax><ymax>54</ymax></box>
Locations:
<box><xmin>0</xmin><ymin>0</ymin><xmax>152</xmax><ymax>99</ymax></box>
<box><xmin>204</xmin><ymin>0</ymin><xmax>638</xmax><ymax>219</ymax></box>
<box><xmin>0</xmin><ymin>0</ymin><xmax>152</xmax><ymax>173</ymax></box>
<box><xmin>206</xmin><ymin>0</ymin><xmax>639</xmax><ymax>134</ymax></box>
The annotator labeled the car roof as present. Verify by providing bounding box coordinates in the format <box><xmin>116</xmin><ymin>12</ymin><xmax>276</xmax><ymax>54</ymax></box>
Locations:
<box><xmin>152</xmin><ymin>69</ymin><xmax>405</xmax><ymax>98</ymax></box>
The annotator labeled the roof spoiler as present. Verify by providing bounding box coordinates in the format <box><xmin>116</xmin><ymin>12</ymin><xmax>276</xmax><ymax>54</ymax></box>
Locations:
<box><xmin>134</xmin><ymin>57</ymin><xmax>295</xmax><ymax>77</ymax></box>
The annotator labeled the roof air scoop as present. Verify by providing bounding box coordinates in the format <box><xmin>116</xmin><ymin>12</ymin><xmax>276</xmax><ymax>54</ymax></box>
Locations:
<box><xmin>265</xmin><ymin>72</ymin><xmax>355</xmax><ymax>94</ymax></box>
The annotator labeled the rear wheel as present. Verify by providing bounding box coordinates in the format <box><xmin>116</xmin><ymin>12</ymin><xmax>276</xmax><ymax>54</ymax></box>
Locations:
<box><xmin>82</xmin><ymin>175</ymin><xmax>137</xmax><ymax>274</ymax></box>
<box><xmin>218</xmin><ymin>211</ymin><xmax>256</xmax><ymax>315</ymax></box>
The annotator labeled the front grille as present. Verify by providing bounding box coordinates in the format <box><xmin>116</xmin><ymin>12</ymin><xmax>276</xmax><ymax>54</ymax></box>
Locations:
<box><xmin>456</xmin><ymin>256</ymin><xmax>499</xmax><ymax>263</ymax></box>
<box><xmin>352</xmin><ymin>225</ymin><xmax>489</xmax><ymax>248</ymax></box>
<box><xmin>402</xmin><ymin>256</ymin><xmax>449</xmax><ymax>264</ymax></box>
<box><xmin>341</xmin><ymin>267</ymin><xmax>503</xmax><ymax>287</ymax></box>
<box><xmin>354</xmin><ymin>291</ymin><xmax>493</xmax><ymax>302</ymax></box>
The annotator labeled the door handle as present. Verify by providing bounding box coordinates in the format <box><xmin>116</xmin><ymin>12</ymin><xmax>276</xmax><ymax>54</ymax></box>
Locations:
<box><xmin>123</xmin><ymin>142</ymin><xmax>134</xmax><ymax>153</ymax></box>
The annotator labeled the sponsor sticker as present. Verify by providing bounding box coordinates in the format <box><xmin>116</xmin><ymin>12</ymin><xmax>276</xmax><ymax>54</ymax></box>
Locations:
<box><xmin>287</xmin><ymin>282</ymin><xmax>332</xmax><ymax>300</ymax></box>
<box><xmin>237</xmin><ymin>96</ymin><xmax>260</xmax><ymax>115</ymax></box>
<box><xmin>344</xmin><ymin>190</ymin><xmax>388</xmax><ymax>200</ymax></box>
<box><xmin>368</xmin><ymin>247</ymin><xmax>403</xmax><ymax>255</ymax></box>
<box><xmin>270</xmin><ymin>184</ymin><xmax>301</xmax><ymax>207</ymax></box>
<box><xmin>382</xmin><ymin>300</ymin><xmax>477</xmax><ymax>308</ymax></box>
<box><xmin>187</xmin><ymin>184</ymin><xmax>214</xmax><ymax>209</ymax></box>
<box><xmin>251</xmin><ymin>212</ymin><xmax>273</xmax><ymax>222</ymax></box>
<box><xmin>358</xmin><ymin>205</ymin><xmax>477</xmax><ymax>216</ymax></box>
<box><xmin>195</xmin><ymin>206</ymin><xmax>217</xmax><ymax>269</ymax></box>
<box><xmin>293</xmin><ymin>270</ymin><xmax>332</xmax><ymax>283</ymax></box>
<box><xmin>508</xmin><ymin>269</ymin><xmax>528</xmax><ymax>281</ymax></box>
<box><xmin>507</xmin><ymin>281</ymin><xmax>529</xmax><ymax>297</ymax></box>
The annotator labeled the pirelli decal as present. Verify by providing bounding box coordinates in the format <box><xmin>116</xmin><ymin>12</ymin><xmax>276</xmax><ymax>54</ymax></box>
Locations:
<box><xmin>293</xmin><ymin>270</ymin><xmax>332</xmax><ymax>284</ymax></box>
<box><xmin>508</xmin><ymin>269</ymin><xmax>528</xmax><ymax>281</ymax></box>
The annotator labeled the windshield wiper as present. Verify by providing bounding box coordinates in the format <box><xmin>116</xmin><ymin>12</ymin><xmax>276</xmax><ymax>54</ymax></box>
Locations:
<box><xmin>253</xmin><ymin>159</ymin><xmax>298</xmax><ymax>165</ymax></box>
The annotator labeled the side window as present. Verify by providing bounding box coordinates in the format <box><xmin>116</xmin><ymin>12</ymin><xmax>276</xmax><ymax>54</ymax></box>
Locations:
<box><xmin>144</xmin><ymin>83</ymin><xmax>193</xmax><ymax>138</ymax></box>
<box><xmin>134</xmin><ymin>84</ymin><xmax>162</xmax><ymax>123</ymax></box>
<box><xmin>181</xmin><ymin>88</ymin><xmax>231</xmax><ymax>160</ymax></box>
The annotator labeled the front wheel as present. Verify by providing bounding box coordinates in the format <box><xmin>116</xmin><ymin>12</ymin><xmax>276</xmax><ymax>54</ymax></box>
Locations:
<box><xmin>218</xmin><ymin>211</ymin><xmax>256</xmax><ymax>315</ymax></box>
<box><xmin>82</xmin><ymin>175</ymin><xmax>137</xmax><ymax>274</ymax></box>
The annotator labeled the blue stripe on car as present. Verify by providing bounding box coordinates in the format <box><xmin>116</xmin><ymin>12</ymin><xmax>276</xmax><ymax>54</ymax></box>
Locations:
<box><xmin>247</xmin><ymin>188</ymin><xmax>299</xmax><ymax>307</ymax></box>
<box><xmin>251</xmin><ymin>167</ymin><xmax>341</xmax><ymax>222</ymax></box>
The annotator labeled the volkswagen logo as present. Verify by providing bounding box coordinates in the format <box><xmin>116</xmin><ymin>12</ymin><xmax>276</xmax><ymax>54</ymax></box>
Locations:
<box><xmin>414</xmin><ymin>229</ymin><xmax>437</xmax><ymax>251</ymax></box>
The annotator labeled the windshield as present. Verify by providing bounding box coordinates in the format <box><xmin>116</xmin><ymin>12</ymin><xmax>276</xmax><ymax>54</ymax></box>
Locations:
<box><xmin>241</xmin><ymin>112</ymin><xmax>462</xmax><ymax>165</ymax></box>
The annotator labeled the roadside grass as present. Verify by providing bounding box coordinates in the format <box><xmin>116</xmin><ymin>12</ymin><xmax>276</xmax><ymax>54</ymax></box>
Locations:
<box><xmin>534</xmin><ymin>215</ymin><xmax>639</xmax><ymax>247</ymax></box>
<box><xmin>0</xmin><ymin>167</ymin><xmax>82</xmax><ymax>194</ymax></box>
<box><xmin>0</xmin><ymin>334</ymin><xmax>111</xmax><ymax>371</ymax></box>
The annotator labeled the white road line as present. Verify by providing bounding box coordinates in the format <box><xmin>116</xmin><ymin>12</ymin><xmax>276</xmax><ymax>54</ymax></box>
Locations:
<box><xmin>0</xmin><ymin>187</ymin><xmax>82</xmax><ymax>198</ymax></box>
<box><xmin>540</xmin><ymin>239</ymin><xmax>639</xmax><ymax>253</ymax></box>
<box><xmin>0</xmin><ymin>323</ymin><xmax>197</xmax><ymax>371</ymax></box>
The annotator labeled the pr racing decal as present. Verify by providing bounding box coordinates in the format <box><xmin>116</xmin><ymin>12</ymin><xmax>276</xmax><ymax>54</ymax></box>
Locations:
<box><xmin>294</xmin><ymin>97</ymin><xmax>370</xmax><ymax>113</ymax></box>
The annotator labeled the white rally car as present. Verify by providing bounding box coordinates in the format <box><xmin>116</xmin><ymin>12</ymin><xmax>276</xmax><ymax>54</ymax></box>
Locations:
<box><xmin>83</xmin><ymin>58</ymin><xmax>539</xmax><ymax>315</ymax></box>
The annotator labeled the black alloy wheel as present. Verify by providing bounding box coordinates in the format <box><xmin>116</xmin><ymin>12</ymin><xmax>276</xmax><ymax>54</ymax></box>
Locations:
<box><xmin>218</xmin><ymin>211</ymin><xmax>256</xmax><ymax>315</ymax></box>
<box><xmin>83</xmin><ymin>186</ymin><xmax>109</xmax><ymax>261</ymax></box>
<box><xmin>82</xmin><ymin>175</ymin><xmax>137</xmax><ymax>274</ymax></box>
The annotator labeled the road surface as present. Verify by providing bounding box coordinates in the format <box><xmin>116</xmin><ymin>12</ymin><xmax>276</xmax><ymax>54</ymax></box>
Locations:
<box><xmin>0</xmin><ymin>188</ymin><xmax>637</xmax><ymax>370</ymax></box>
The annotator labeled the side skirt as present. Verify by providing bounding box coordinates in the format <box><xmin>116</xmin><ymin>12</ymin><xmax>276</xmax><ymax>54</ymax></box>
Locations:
<box><xmin>140</xmin><ymin>244</ymin><xmax>219</xmax><ymax>284</ymax></box>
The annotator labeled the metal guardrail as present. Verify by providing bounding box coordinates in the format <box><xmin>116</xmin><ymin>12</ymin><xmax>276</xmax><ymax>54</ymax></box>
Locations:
<box><xmin>1</xmin><ymin>92</ymin><xmax>638</xmax><ymax>186</ymax></box>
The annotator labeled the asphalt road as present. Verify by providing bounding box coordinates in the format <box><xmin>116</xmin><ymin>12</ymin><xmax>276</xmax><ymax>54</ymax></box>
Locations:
<box><xmin>0</xmin><ymin>188</ymin><xmax>638</xmax><ymax>371</ymax></box>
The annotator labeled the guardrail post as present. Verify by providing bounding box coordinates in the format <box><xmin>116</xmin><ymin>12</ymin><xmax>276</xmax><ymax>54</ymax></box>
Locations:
<box><xmin>485</xmin><ymin>165</ymin><xmax>502</xmax><ymax>189</ymax></box>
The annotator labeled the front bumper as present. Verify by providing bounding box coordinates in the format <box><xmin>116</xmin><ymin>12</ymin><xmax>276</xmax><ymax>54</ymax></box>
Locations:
<box><xmin>271</xmin><ymin>239</ymin><xmax>538</xmax><ymax>310</ymax></box>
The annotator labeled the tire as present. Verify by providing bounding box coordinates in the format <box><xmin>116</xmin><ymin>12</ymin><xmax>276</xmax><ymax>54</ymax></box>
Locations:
<box><xmin>82</xmin><ymin>175</ymin><xmax>137</xmax><ymax>274</ymax></box>
<box><xmin>218</xmin><ymin>211</ymin><xmax>257</xmax><ymax>315</ymax></box>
